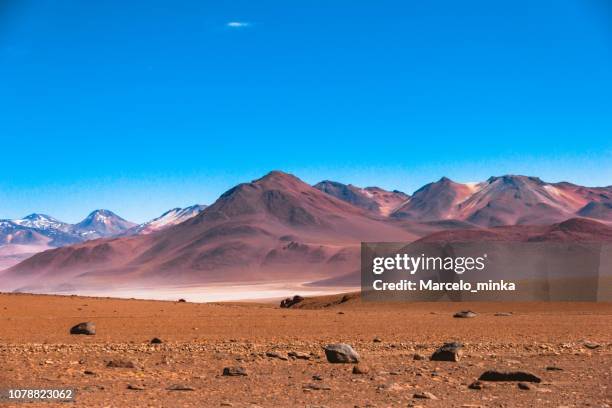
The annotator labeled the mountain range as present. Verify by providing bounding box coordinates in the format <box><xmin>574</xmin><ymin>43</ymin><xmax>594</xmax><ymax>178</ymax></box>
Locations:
<box><xmin>1</xmin><ymin>171</ymin><xmax>611</xmax><ymax>293</ymax></box>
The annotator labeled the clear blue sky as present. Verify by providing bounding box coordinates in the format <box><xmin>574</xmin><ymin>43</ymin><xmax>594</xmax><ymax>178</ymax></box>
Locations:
<box><xmin>1</xmin><ymin>0</ymin><xmax>611</xmax><ymax>223</ymax></box>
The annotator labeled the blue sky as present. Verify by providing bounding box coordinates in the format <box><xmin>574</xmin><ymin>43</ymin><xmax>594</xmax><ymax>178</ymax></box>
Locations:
<box><xmin>1</xmin><ymin>0</ymin><xmax>611</xmax><ymax>223</ymax></box>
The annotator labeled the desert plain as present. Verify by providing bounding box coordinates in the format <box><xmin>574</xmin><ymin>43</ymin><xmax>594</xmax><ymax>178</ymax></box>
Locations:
<box><xmin>0</xmin><ymin>292</ymin><xmax>610</xmax><ymax>407</ymax></box>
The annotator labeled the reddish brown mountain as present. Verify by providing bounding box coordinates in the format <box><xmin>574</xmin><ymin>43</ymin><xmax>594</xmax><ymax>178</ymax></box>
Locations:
<box><xmin>314</xmin><ymin>181</ymin><xmax>408</xmax><ymax>216</ymax></box>
<box><xmin>1</xmin><ymin>171</ymin><xmax>417</xmax><ymax>292</ymax></box>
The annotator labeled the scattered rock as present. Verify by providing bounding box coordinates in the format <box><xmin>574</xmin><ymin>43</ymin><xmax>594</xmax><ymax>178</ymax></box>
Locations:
<box><xmin>106</xmin><ymin>359</ymin><xmax>136</xmax><ymax>369</ymax></box>
<box><xmin>177</xmin><ymin>298</ymin><xmax>187</xmax><ymax>302</ymax></box>
<box><xmin>494</xmin><ymin>312</ymin><xmax>513</xmax><ymax>317</ymax></box>
<box><xmin>288</xmin><ymin>351</ymin><xmax>310</xmax><ymax>360</ymax></box>
<box><xmin>413</xmin><ymin>391</ymin><xmax>438</xmax><ymax>400</ymax></box>
<box><xmin>70</xmin><ymin>322</ymin><xmax>96</xmax><ymax>335</ymax></box>
<box><xmin>167</xmin><ymin>384</ymin><xmax>195</xmax><ymax>391</ymax></box>
<box><xmin>352</xmin><ymin>364</ymin><xmax>370</xmax><ymax>374</ymax></box>
<box><xmin>265</xmin><ymin>351</ymin><xmax>288</xmax><ymax>361</ymax></box>
<box><xmin>83</xmin><ymin>370</ymin><xmax>96</xmax><ymax>375</ymax></box>
<box><xmin>584</xmin><ymin>341</ymin><xmax>600</xmax><ymax>349</ymax></box>
<box><xmin>324</xmin><ymin>343</ymin><xmax>360</xmax><ymax>363</ymax></box>
<box><xmin>150</xmin><ymin>337</ymin><xmax>163</xmax><ymax>344</ymax></box>
<box><xmin>223</xmin><ymin>366</ymin><xmax>247</xmax><ymax>376</ymax></box>
<box><xmin>431</xmin><ymin>342</ymin><xmax>463</xmax><ymax>362</ymax></box>
<box><xmin>453</xmin><ymin>310</ymin><xmax>477</xmax><ymax>318</ymax></box>
<box><xmin>127</xmin><ymin>384</ymin><xmax>145</xmax><ymax>390</ymax></box>
<box><xmin>518</xmin><ymin>382</ymin><xmax>532</xmax><ymax>390</ymax></box>
<box><xmin>280</xmin><ymin>295</ymin><xmax>304</xmax><ymax>308</ymax></box>
<box><xmin>546</xmin><ymin>366</ymin><xmax>563</xmax><ymax>371</ymax></box>
<box><xmin>303</xmin><ymin>383</ymin><xmax>331</xmax><ymax>391</ymax></box>
<box><xmin>312</xmin><ymin>375</ymin><xmax>323</xmax><ymax>381</ymax></box>
<box><xmin>478</xmin><ymin>370</ymin><xmax>541</xmax><ymax>383</ymax></box>
<box><xmin>413</xmin><ymin>353</ymin><xmax>426</xmax><ymax>361</ymax></box>
<box><xmin>468</xmin><ymin>381</ymin><xmax>484</xmax><ymax>390</ymax></box>
<box><xmin>373</xmin><ymin>337</ymin><xmax>382</xmax><ymax>343</ymax></box>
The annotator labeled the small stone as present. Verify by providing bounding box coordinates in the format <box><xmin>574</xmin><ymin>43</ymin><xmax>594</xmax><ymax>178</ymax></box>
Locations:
<box><xmin>478</xmin><ymin>370</ymin><xmax>541</xmax><ymax>383</ymax></box>
<box><xmin>83</xmin><ymin>370</ymin><xmax>96</xmax><ymax>375</ymax></box>
<box><xmin>150</xmin><ymin>337</ymin><xmax>163</xmax><ymax>344</ymax></box>
<box><xmin>584</xmin><ymin>341</ymin><xmax>600</xmax><ymax>349</ymax></box>
<box><xmin>413</xmin><ymin>353</ymin><xmax>426</xmax><ymax>361</ymax></box>
<box><xmin>288</xmin><ymin>351</ymin><xmax>311</xmax><ymax>360</ymax></box>
<box><xmin>324</xmin><ymin>343</ymin><xmax>360</xmax><ymax>363</ymax></box>
<box><xmin>468</xmin><ymin>381</ymin><xmax>484</xmax><ymax>390</ymax></box>
<box><xmin>167</xmin><ymin>384</ymin><xmax>195</xmax><ymax>391</ymax></box>
<box><xmin>546</xmin><ymin>366</ymin><xmax>563</xmax><ymax>371</ymax></box>
<box><xmin>373</xmin><ymin>337</ymin><xmax>382</xmax><ymax>343</ymax></box>
<box><xmin>177</xmin><ymin>298</ymin><xmax>187</xmax><ymax>303</ymax></box>
<box><xmin>106</xmin><ymin>359</ymin><xmax>136</xmax><ymax>369</ymax></box>
<box><xmin>494</xmin><ymin>312</ymin><xmax>513</xmax><ymax>316</ymax></box>
<box><xmin>303</xmin><ymin>383</ymin><xmax>331</xmax><ymax>391</ymax></box>
<box><xmin>280</xmin><ymin>295</ymin><xmax>304</xmax><ymax>308</ymax></box>
<box><xmin>431</xmin><ymin>342</ymin><xmax>463</xmax><ymax>362</ymax></box>
<box><xmin>413</xmin><ymin>391</ymin><xmax>438</xmax><ymax>400</ymax></box>
<box><xmin>265</xmin><ymin>351</ymin><xmax>288</xmax><ymax>361</ymax></box>
<box><xmin>127</xmin><ymin>384</ymin><xmax>145</xmax><ymax>390</ymax></box>
<box><xmin>70</xmin><ymin>322</ymin><xmax>96</xmax><ymax>335</ymax></box>
<box><xmin>352</xmin><ymin>364</ymin><xmax>370</xmax><ymax>374</ymax></box>
<box><xmin>518</xmin><ymin>382</ymin><xmax>532</xmax><ymax>390</ymax></box>
<box><xmin>223</xmin><ymin>366</ymin><xmax>247</xmax><ymax>376</ymax></box>
<box><xmin>312</xmin><ymin>375</ymin><xmax>323</xmax><ymax>381</ymax></box>
<box><xmin>453</xmin><ymin>310</ymin><xmax>477</xmax><ymax>318</ymax></box>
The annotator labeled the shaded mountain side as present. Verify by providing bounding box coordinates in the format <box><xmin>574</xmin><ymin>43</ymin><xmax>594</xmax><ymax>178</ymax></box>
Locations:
<box><xmin>314</xmin><ymin>181</ymin><xmax>408</xmax><ymax>216</ymax></box>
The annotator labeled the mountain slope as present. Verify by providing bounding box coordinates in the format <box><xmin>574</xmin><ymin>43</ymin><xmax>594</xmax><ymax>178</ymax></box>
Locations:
<box><xmin>74</xmin><ymin>209</ymin><xmax>136</xmax><ymax>239</ymax></box>
<box><xmin>126</xmin><ymin>205</ymin><xmax>207</xmax><ymax>235</ymax></box>
<box><xmin>314</xmin><ymin>181</ymin><xmax>408</xmax><ymax>216</ymax></box>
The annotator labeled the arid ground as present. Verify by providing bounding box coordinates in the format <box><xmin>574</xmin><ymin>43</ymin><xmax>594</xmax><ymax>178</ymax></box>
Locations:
<box><xmin>0</xmin><ymin>293</ymin><xmax>610</xmax><ymax>407</ymax></box>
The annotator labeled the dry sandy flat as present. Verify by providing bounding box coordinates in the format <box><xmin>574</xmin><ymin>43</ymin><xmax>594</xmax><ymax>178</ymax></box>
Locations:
<box><xmin>0</xmin><ymin>293</ymin><xmax>611</xmax><ymax>407</ymax></box>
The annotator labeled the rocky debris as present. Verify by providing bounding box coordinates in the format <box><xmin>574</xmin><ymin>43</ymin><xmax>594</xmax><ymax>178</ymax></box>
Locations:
<box><xmin>303</xmin><ymin>383</ymin><xmax>331</xmax><ymax>391</ymax></box>
<box><xmin>546</xmin><ymin>366</ymin><xmax>563</xmax><ymax>371</ymax></box>
<box><xmin>468</xmin><ymin>381</ymin><xmax>484</xmax><ymax>390</ymax></box>
<box><xmin>70</xmin><ymin>322</ymin><xmax>96</xmax><ymax>335</ymax></box>
<box><xmin>324</xmin><ymin>343</ymin><xmax>360</xmax><ymax>363</ymax></box>
<box><xmin>413</xmin><ymin>353</ymin><xmax>426</xmax><ymax>361</ymax></box>
<box><xmin>453</xmin><ymin>310</ymin><xmax>477</xmax><ymax>318</ymax></box>
<box><xmin>127</xmin><ymin>384</ymin><xmax>145</xmax><ymax>390</ymax></box>
<box><xmin>288</xmin><ymin>351</ymin><xmax>311</xmax><ymax>360</ymax></box>
<box><xmin>177</xmin><ymin>298</ymin><xmax>187</xmax><ymax>303</ymax></box>
<box><xmin>373</xmin><ymin>337</ymin><xmax>382</xmax><ymax>343</ymax></box>
<box><xmin>223</xmin><ymin>366</ymin><xmax>247</xmax><ymax>376</ymax></box>
<box><xmin>83</xmin><ymin>370</ymin><xmax>96</xmax><ymax>375</ymax></box>
<box><xmin>265</xmin><ymin>351</ymin><xmax>288</xmax><ymax>361</ymax></box>
<box><xmin>413</xmin><ymin>391</ymin><xmax>438</xmax><ymax>400</ymax></box>
<box><xmin>280</xmin><ymin>295</ymin><xmax>304</xmax><ymax>308</ymax></box>
<box><xmin>167</xmin><ymin>384</ymin><xmax>195</xmax><ymax>391</ymax></box>
<box><xmin>431</xmin><ymin>342</ymin><xmax>463</xmax><ymax>362</ymax></box>
<box><xmin>583</xmin><ymin>341</ymin><xmax>600</xmax><ymax>349</ymax></box>
<box><xmin>518</xmin><ymin>382</ymin><xmax>532</xmax><ymax>390</ymax></box>
<box><xmin>312</xmin><ymin>375</ymin><xmax>323</xmax><ymax>381</ymax></box>
<box><xmin>352</xmin><ymin>364</ymin><xmax>370</xmax><ymax>374</ymax></box>
<box><xmin>150</xmin><ymin>337</ymin><xmax>163</xmax><ymax>344</ymax></box>
<box><xmin>478</xmin><ymin>370</ymin><xmax>541</xmax><ymax>383</ymax></box>
<box><xmin>106</xmin><ymin>359</ymin><xmax>136</xmax><ymax>369</ymax></box>
<box><xmin>494</xmin><ymin>312</ymin><xmax>513</xmax><ymax>317</ymax></box>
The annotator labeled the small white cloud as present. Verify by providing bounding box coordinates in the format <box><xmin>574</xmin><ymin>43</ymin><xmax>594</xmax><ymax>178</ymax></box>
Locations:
<box><xmin>227</xmin><ymin>21</ymin><xmax>250</xmax><ymax>28</ymax></box>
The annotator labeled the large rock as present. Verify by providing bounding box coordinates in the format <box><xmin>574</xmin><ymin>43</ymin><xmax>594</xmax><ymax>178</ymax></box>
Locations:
<box><xmin>453</xmin><ymin>310</ymin><xmax>477</xmax><ymax>318</ymax></box>
<box><xmin>431</xmin><ymin>342</ymin><xmax>463</xmax><ymax>362</ymax></box>
<box><xmin>478</xmin><ymin>370</ymin><xmax>542</xmax><ymax>383</ymax></box>
<box><xmin>70</xmin><ymin>322</ymin><xmax>96</xmax><ymax>335</ymax></box>
<box><xmin>222</xmin><ymin>366</ymin><xmax>247</xmax><ymax>376</ymax></box>
<box><xmin>324</xmin><ymin>343</ymin><xmax>360</xmax><ymax>363</ymax></box>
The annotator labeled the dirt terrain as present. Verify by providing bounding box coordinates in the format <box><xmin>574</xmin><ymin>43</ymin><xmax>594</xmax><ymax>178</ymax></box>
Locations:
<box><xmin>0</xmin><ymin>292</ymin><xmax>610</xmax><ymax>407</ymax></box>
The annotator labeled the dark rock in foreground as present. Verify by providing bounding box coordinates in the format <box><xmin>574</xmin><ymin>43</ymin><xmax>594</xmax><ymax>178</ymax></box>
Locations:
<box><xmin>70</xmin><ymin>322</ymin><xmax>96</xmax><ymax>335</ymax></box>
<box><xmin>223</xmin><ymin>366</ymin><xmax>248</xmax><ymax>376</ymax></box>
<box><xmin>478</xmin><ymin>370</ymin><xmax>542</xmax><ymax>383</ymax></box>
<box><xmin>324</xmin><ymin>343</ymin><xmax>360</xmax><ymax>363</ymax></box>
<box><xmin>280</xmin><ymin>295</ymin><xmax>304</xmax><ymax>308</ymax></box>
<box><xmin>150</xmin><ymin>337</ymin><xmax>163</xmax><ymax>344</ymax></box>
<box><xmin>453</xmin><ymin>310</ymin><xmax>477</xmax><ymax>318</ymax></box>
<box><xmin>431</xmin><ymin>342</ymin><xmax>463</xmax><ymax>362</ymax></box>
<box><xmin>106</xmin><ymin>359</ymin><xmax>136</xmax><ymax>369</ymax></box>
<box><xmin>413</xmin><ymin>391</ymin><xmax>438</xmax><ymax>400</ymax></box>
